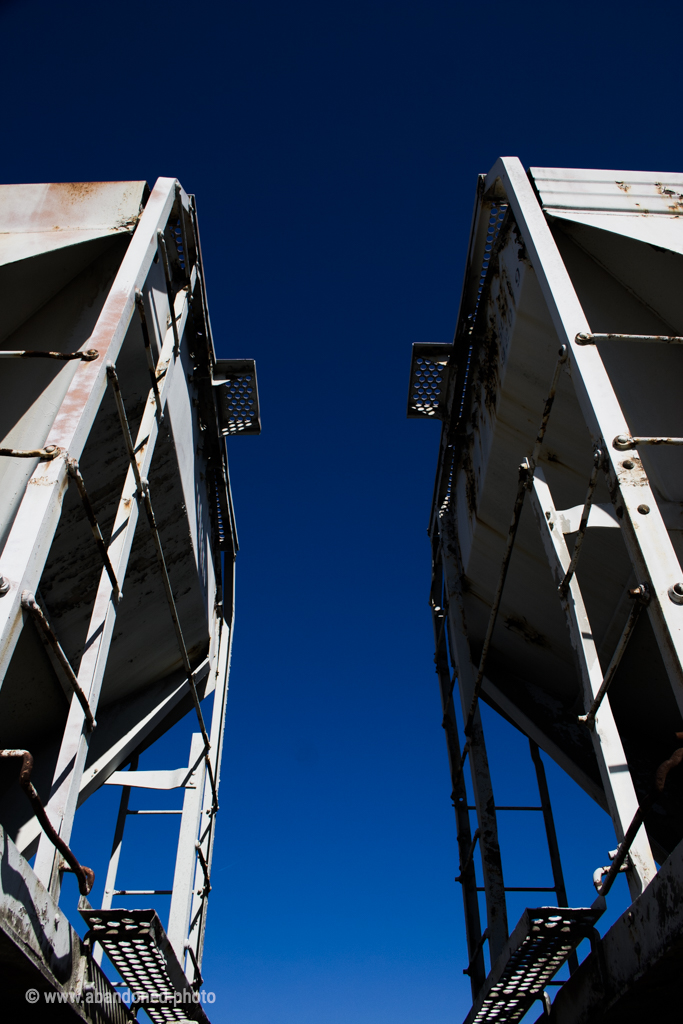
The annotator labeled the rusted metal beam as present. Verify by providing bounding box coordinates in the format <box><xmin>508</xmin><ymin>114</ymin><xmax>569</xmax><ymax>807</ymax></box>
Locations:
<box><xmin>0</xmin><ymin>348</ymin><xmax>99</xmax><ymax>360</ymax></box>
<box><xmin>135</xmin><ymin>288</ymin><xmax>163</xmax><ymax>422</ymax></box>
<box><xmin>0</xmin><ymin>750</ymin><xmax>93</xmax><ymax>896</ymax></box>
<box><xmin>576</xmin><ymin>332</ymin><xmax>683</xmax><ymax>345</ymax></box>
<box><xmin>66</xmin><ymin>458</ymin><xmax>121</xmax><ymax>601</ymax></box>
<box><xmin>21</xmin><ymin>592</ymin><xmax>96</xmax><ymax>730</ymax></box>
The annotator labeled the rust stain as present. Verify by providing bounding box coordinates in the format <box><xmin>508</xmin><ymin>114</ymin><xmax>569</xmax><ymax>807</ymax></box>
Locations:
<box><xmin>655</xmin><ymin>182</ymin><xmax>683</xmax><ymax>214</ymax></box>
<box><xmin>59</xmin><ymin>182</ymin><xmax>100</xmax><ymax>200</ymax></box>
<box><xmin>504</xmin><ymin>614</ymin><xmax>550</xmax><ymax>648</ymax></box>
<box><xmin>462</xmin><ymin>448</ymin><xmax>478</xmax><ymax>516</ymax></box>
<box><xmin>616</xmin><ymin>181</ymin><xmax>631</xmax><ymax>193</ymax></box>
<box><xmin>49</xmin><ymin>286</ymin><xmax>133</xmax><ymax>450</ymax></box>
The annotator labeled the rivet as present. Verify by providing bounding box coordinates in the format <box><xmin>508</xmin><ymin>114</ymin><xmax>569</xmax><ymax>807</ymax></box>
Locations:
<box><xmin>622</xmin><ymin>460</ymin><xmax>634</xmax><ymax>470</ymax></box>
<box><xmin>637</xmin><ymin>504</ymin><xmax>650</xmax><ymax>515</ymax></box>
<box><xmin>0</xmin><ymin>576</ymin><xmax>9</xmax><ymax>597</ymax></box>
<box><xmin>669</xmin><ymin>583</ymin><xmax>683</xmax><ymax>605</ymax></box>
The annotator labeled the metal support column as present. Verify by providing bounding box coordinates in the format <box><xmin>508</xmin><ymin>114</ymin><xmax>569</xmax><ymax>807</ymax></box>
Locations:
<box><xmin>529</xmin><ymin>740</ymin><xmax>579</xmax><ymax>974</ymax></box>
<box><xmin>167</xmin><ymin>733</ymin><xmax>207</xmax><ymax>969</ymax></box>
<box><xmin>438</xmin><ymin>514</ymin><xmax>509</xmax><ymax>963</ymax></box>
<box><xmin>432</xmin><ymin>553</ymin><xmax>486</xmax><ymax>995</ymax></box>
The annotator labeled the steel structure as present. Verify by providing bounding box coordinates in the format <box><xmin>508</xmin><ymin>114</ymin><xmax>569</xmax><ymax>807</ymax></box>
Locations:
<box><xmin>0</xmin><ymin>179</ymin><xmax>259</xmax><ymax>1019</ymax></box>
<box><xmin>408</xmin><ymin>160</ymin><xmax>683</xmax><ymax>1022</ymax></box>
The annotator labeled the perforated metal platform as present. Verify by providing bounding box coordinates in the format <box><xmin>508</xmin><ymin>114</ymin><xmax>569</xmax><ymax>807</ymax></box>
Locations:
<box><xmin>463</xmin><ymin>907</ymin><xmax>602</xmax><ymax>1024</ymax></box>
<box><xmin>406</xmin><ymin>343</ymin><xmax>451</xmax><ymax>418</ymax></box>
<box><xmin>213</xmin><ymin>358</ymin><xmax>261</xmax><ymax>435</ymax></box>
<box><xmin>80</xmin><ymin>908</ymin><xmax>210</xmax><ymax>1024</ymax></box>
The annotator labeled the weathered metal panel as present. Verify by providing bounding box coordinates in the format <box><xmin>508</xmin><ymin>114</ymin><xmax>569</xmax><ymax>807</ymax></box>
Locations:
<box><xmin>544</xmin><ymin>835</ymin><xmax>683</xmax><ymax>1023</ymax></box>
<box><xmin>530</xmin><ymin>166</ymin><xmax>683</xmax><ymax>253</ymax></box>
<box><xmin>0</xmin><ymin>181</ymin><xmax>148</xmax><ymax>266</ymax></box>
<box><xmin>0</xmin><ymin>177</ymin><xmax>252</xmax><ymax>1011</ymax></box>
<box><xmin>412</xmin><ymin>158</ymin><xmax>683</xmax><ymax>1018</ymax></box>
<box><xmin>0</xmin><ymin>823</ymin><xmax>128</xmax><ymax>1021</ymax></box>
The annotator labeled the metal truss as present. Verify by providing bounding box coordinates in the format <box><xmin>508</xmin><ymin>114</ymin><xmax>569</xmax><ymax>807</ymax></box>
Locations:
<box><xmin>0</xmin><ymin>176</ymin><xmax>247</xmax><ymax>1014</ymax></box>
<box><xmin>411</xmin><ymin>159</ymin><xmax>683</xmax><ymax>1020</ymax></box>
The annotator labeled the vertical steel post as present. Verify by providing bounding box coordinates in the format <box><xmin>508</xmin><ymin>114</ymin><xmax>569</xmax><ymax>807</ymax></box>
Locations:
<box><xmin>167</xmin><ymin>733</ymin><xmax>207</xmax><ymax>968</ymax></box>
<box><xmin>529</xmin><ymin>740</ymin><xmax>578</xmax><ymax>974</ymax></box>
<box><xmin>94</xmin><ymin>754</ymin><xmax>139</xmax><ymax>967</ymax></box>
<box><xmin>432</xmin><ymin>563</ymin><xmax>486</xmax><ymax>993</ymax></box>
<box><xmin>184</xmin><ymin>605</ymin><xmax>234</xmax><ymax>971</ymax></box>
<box><xmin>438</xmin><ymin>515</ymin><xmax>509</xmax><ymax>963</ymax></box>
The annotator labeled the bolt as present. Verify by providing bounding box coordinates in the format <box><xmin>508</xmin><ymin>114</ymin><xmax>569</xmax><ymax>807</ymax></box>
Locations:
<box><xmin>669</xmin><ymin>583</ymin><xmax>683</xmax><ymax>605</ymax></box>
<box><xmin>637</xmin><ymin>504</ymin><xmax>650</xmax><ymax>515</ymax></box>
<box><xmin>44</xmin><ymin>445</ymin><xmax>56</xmax><ymax>454</ymax></box>
<box><xmin>613</xmin><ymin>434</ymin><xmax>633</xmax><ymax>450</ymax></box>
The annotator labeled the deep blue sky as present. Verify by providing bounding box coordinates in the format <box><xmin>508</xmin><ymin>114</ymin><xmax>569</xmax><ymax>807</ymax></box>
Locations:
<box><xmin>3</xmin><ymin>1</ymin><xmax>681</xmax><ymax>1022</ymax></box>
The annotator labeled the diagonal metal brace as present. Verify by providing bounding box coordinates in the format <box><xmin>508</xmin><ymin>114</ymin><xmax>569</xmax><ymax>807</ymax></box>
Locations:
<box><xmin>194</xmin><ymin>841</ymin><xmax>212</xmax><ymax>898</ymax></box>
<box><xmin>106</xmin><ymin>363</ymin><xmax>219</xmax><ymax>814</ymax></box>
<box><xmin>463</xmin><ymin>346</ymin><xmax>568</xmax><ymax>736</ymax></box>
<box><xmin>21</xmin><ymin>592</ymin><xmax>96</xmax><ymax>730</ymax></box>
<box><xmin>0</xmin><ymin>749</ymin><xmax>94</xmax><ymax>895</ymax></box>
<box><xmin>135</xmin><ymin>289</ymin><xmax>163</xmax><ymax>423</ymax></box>
<box><xmin>558</xmin><ymin>448</ymin><xmax>603</xmax><ymax>598</ymax></box>
<box><xmin>67</xmin><ymin>458</ymin><xmax>121</xmax><ymax>602</ymax></box>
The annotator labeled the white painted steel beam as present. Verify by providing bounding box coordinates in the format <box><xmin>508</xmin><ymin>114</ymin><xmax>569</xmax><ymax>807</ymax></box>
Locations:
<box><xmin>530</xmin><ymin>468</ymin><xmax>656</xmax><ymax>898</ymax></box>
<box><xmin>167</xmin><ymin>733</ymin><xmax>207</xmax><ymax>968</ymax></box>
<box><xmin>184</xmin><ymin>602</ymin><xmax>235</xmax><ymax>971</ymax></box>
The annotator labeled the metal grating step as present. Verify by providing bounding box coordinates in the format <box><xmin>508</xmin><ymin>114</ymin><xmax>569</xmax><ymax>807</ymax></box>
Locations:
<box><xmin>80</xmin><ymin>907</ymin><xmax>210</xmax><ymax>1024</ymax></box>
<box><xmin>463</xmin><ymin>906</ymin><xmax>602</xmax><ymax>1024</ymax></box>
<box><xmin>406</xmin><ymin>342</ymin><xmax>452</xmax><ymax>419</ymax></box>
<box><xmin>213</xmin><ymin>358</ymin><xmax>261</xmax><ymax>435</ymax></box>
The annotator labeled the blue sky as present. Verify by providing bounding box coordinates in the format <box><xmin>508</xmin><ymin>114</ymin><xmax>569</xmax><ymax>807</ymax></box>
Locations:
<box><xmin>2</xmin><ymin>1</ymin><xmax>681</xmax><ymax>1021</ymax></box>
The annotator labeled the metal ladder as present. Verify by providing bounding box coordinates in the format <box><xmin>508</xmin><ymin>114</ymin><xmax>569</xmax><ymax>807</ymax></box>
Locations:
<box><xmin>85</xmin><ymin>733</ymin><xmax>212</xmax><ymax>1003</ymax></box>
<box><xmin>432</xmin><ymin>597</ymin><xmax>580</xmax><ymax>993</ymax></box>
